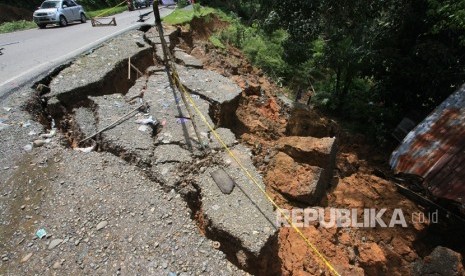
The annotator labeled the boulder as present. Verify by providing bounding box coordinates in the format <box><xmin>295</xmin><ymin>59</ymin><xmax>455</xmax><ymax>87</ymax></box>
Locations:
<box><xmin>266</xmin><ymin>152</ymin><xmax>328</xmax><ymax>204</ymax></box>
<box><xmin>413</xmin><ymin>246</ymin><xmax>464</xmax><ymax>276</ymax></box>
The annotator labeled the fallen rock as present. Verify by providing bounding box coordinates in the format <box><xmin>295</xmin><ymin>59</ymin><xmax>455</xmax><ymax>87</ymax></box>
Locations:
<box><xmin>48</xmin><ymin>239</ymin><xmax>63</xmax><ymax>250</ymax></box>
<box><xmin>286</xmin><ymin>108</ymin><xmax>337</xmax><ymax>138</ymax></box>
<box><xmin>358</xmin><ymin>242</ymin><xmax>387</xmax><ymax>275</ymax></box>
<box><xmin>52</xmin><ymin>261</ymin><xmax>61</xmax><ymax>269</ymax></box>
<box><xmin>266</xmin><ymin>152</ymin><xmax>328</xmax><ymax>204</ymax></box>
<box><xmin>20</xmin><ymin>252</ymin><xmax>33</xmax><ymax>263</ymax></box>
<box><xmin>277</xmin><ymin>136</ymin><xmax>337</xmax><ymax>168</ymax></box>
<box><xmin>413</xmin><ymin>246</ymin><xmax>464</xmax><ymax>276</ymax></box>
<box><xmin>96</xmin><ymin>221</ymin><xmax>108</xmax><ymax>231</ymax></box>
<box><xmin>32</xmin><ymin>140</ymin><xmax>46</xmax><ymax>147</ymax></box>
<box><xmin>337</xmin><ymin>153</ymin><xmax>360</xmax><ymax>177</ymax></box>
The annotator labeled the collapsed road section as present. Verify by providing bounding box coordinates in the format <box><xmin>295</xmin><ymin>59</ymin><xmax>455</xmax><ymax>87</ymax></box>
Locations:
<box><xmin>0</xmin><ymin>24</ymin><xmax>284</xmax><ymax>275</ymax></box>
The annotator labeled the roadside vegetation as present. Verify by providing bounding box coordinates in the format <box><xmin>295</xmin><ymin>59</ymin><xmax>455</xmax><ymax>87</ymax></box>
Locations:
<box><xmin>185</xmin><ymin>0</ymin><xmax>465</xmax><ymax>145</ymax></box>
<box><xmin>0</xmin><ymin>20</ymin><xmax>36</xmax><ymax>33</ymax></box>
<box><xmin>163</xmin><ymin>4</ymin><xmax>215</xmax><ymax>25</ymax></box>
<box><xmin>86</xmin><ymin>5</ymin><xmax>127</xmax><ymax>19</ymax></box>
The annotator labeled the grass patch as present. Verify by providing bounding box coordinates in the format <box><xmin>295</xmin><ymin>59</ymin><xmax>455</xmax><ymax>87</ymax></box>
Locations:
<box><xmin>86</xmin><ymin>6</ymin><xmax>127</xmax><ymax>18</ymax></box>
<box><xmin>0</xmin><ymin>20</ymin><xmax>37</xmax><ymax>34</ymax></box>
<box><xmin>163</xmin><ymin>4</ymin><xmax>215</xmax><ymax>25</ymax></box>
<box><xmin>209</xmin><ymin>35</ymin><xmax>225</xmax><ymax>49</ymax></box>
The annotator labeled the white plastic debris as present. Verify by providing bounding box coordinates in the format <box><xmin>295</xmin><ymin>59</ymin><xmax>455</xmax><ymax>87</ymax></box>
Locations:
<box><xmin>40</xmin><ymin>128</ymin><xmax>56</xmax><ymax>138</ymax></box>
<box><xmin>74</xmin><ymin>144</ymin><xmax>95</xmax><ymax>153</ymax></box>
<box><xmin>135</xmin><ymin>116</ymin><xmax>157</xmax><ymax>125</ymax></box>
<box><xmin>3</xmin><ymin>107</ymin><xmax>12</xmax><ymax>112</ymax></box>
<box><xmin>28</xmin><ymin>130</ymin><xmax>37</xmax><ymax>136</ymax></box>
<box><xmin>23</xmin><ymin>144</ymin><xmax>33</xmax><ymax>152</ymax></box>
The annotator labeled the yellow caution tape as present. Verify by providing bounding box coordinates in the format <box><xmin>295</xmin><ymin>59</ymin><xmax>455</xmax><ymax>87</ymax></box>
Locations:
<box><xmin>169</xmin><ymin>72</ymin><xmax>341</xmax><ymax>276</ymax></box>
<box><xmin>93</xmin><ymin>1</ymin><xmax>128</xmax><ymax>19</ymax></box>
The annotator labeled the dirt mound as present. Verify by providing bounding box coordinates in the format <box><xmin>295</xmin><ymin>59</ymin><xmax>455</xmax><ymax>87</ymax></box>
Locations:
<box><xmin>0</xmin><ymin>4</ymin><xmax>32</xmax><ymax>23</ymax></box>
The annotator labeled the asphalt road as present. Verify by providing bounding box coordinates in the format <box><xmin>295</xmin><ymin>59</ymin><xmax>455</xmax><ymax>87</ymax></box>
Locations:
<box><xmin>0</xmin><ymin>3</ymin><xmax>174</xmax><ymax>101</ymax></box>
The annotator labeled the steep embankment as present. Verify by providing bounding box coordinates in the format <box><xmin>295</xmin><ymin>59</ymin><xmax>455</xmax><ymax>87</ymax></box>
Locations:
<box><xmin>0</xmin><ymin>4</ymin><xmax>34</xmax><ymax>23</ymax></box>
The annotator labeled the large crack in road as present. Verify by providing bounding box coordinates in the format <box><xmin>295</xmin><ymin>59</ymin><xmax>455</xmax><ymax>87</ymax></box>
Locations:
<box><xmin>2</xmin><ymin>25</ymin><xmax>280</xmax><ymax>275</ymax></box>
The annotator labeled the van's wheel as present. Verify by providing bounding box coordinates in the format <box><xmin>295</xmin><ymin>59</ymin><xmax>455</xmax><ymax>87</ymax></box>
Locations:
<box><xmin>59</xmin><ymin>15</ymin><xmax>68</xmax><ymax>27</ymax></box>
<box><xmin>38</xmin><ymin>24</ymin><xmax>46</xmax><ymax>29</ymax></box>
<box><xmin>80</xmin><ymin>13</ymin><xmax>87</xmax><ymax>23</ymax></box>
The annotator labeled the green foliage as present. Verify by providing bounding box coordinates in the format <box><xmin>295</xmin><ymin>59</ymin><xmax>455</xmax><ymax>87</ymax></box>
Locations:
<box><xmin>242</xmin><ymin>28</ymin><xmax>288</xmax><ymax>77</ymax></box>
<box><xmin>163</xmin><ymin>5</ymin><xmax>214</xmax><ymax>25</ymax></box>
<box><xmin>217</xmin><ymin>17</ymin><xmax>289</xmax><ymax>79</ymax></box>
<box><xmin>176</xmin><ymin>0</ymin><xmax>190</xmax><ymax>9</ymax></box>
<box><xmin>428</xmin><ymin>0</ymin><xmax>465</xmax><ymax>41</ymax></box>
<box><xmin>0</xmin><ymin>20</ymin><xmax>36</xmax><ymax>33</ymax></box>
<box><xmin>86</xmin><ymin>6</ymin><xmax>127</xmax><ymax>18</ymax></box>
<box><xmin>209</xmin><ymin>35</ymin><xmax>225</xmax><ymax>49</ymax></box>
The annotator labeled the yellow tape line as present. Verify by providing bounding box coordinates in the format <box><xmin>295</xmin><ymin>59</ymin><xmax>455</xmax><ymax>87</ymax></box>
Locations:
<box><xmin>170</xmin><ymin>72</ymin><xmax>341</xmax><ymax>276</ymax></box>
<box><xmin>93</xmin><ymin>1</ymin><xmax>127</xmax><ymax>19</ymax></box>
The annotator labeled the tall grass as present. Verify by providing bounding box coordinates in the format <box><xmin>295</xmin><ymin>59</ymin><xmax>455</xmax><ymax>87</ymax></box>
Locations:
<box><xmin>0</xmin><ymin>20</ymin><xmax>36</xmax><ymax>33</ymax></box>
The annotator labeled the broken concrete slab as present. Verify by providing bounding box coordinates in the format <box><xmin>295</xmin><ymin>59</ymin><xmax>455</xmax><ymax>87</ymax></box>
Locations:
<box><xmin>277</xmin><ymin>136</ymin><xmax>337</xmax><ymax>169</ymax></box>
<box><xmin>266</xmin><ymin>152</ymin><xmax>328</xmax><ymax>205</ymax></box>
<box><xmin>124</xmin><ymin>76</ymin><xmax>150</xmax><ymax>102</ymax></box>
<box><xmin>155</xmin><ymin>162</ymin><xmax>180</xmax><ymax>189</ymax></box>
<box><xmin>177</xmin><ymin>66</ymin><xmax>242</xmax><ymax>104</ymax></box>
<box><xmin>174</xmin><ymin>48</ymin><xmax>203</xmax><ymax>68</ymax></box>
<box><xmin>269</xmin><ymin>136</ymin><xmax>337</xmax><ymax>204</ymax></box>
<box><xmin>286</xmin><ymin>108</ymin><xmax>338</xmax><ymax>138</ymax></box>
<box><xmin>196</xmin><ymin>144</ymin><xmax>276</xmax><ymax>257</ymax></box>
<box><xmin>143</xmin><ymin>25</ymin><xmax>177</xmax><ymax>47</ymax></box>
<box><xmin>208</xmin><ymin>127</ymin><xmax>237</xmax><ymax>149</ymax></box>
<box><xmin>83</xmin><ymin>94</ymin><xmax>155</xmax><ymax>164</ymax></box>
<box><xmin>46</xmin><ymin>30</ymin><xmax>153</xmax><ymax>106</ymax></box>
<box><xmin>142</xmin><ymin>73</ymin><xmax>213</xmax><ymax>148</ymax></box>
<box><xmin>73</xmin><ymin>107</ymin><xmax>97</xmax><ymax>141</ymax></box>
<box><xmin>153</xmin><ymin>144</ymin><xmax>192</xmax><ymax>164</ymax></box>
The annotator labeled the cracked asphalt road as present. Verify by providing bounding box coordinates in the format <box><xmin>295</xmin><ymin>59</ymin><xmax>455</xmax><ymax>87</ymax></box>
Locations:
<box><xmin>0</xmin><ymin>4</ymin><xmax>174</xmax><ymax>101</ymax></box>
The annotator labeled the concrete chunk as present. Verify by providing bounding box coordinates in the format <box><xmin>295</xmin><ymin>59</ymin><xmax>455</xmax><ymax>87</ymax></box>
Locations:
<box><xmin>277</xmin><ymin>136</ymin><xmax>337</xmax><ymax>169</ymax></box>
<box><xmin>208</xmin><ymin>127</ymin><xmax>237</xmax><ymax>149</ymax></box>
<box><xmin>177</xmin><ymin>67</ymin><xmax>242</xmax><ymax>104</ymax></box>
<box><xmin>197</xmin><ymin>144</ymin><xmax>276</xmax><ymax>256</ymax></box>
<box><xmin>266</xmin><ymin>152</ymin><xmax>328</xmax><ymax>204</ymax></box>
<box><xmin>47</xmin><ymin>30</ymin><xmax>152</xmax><ymax>104</ymax></box>
<box><xmin>153</xmin><ymin>144</ymin><xmax>192</xmax><ymax>164</ymax></box>
<box><xmin>143</xmin><ymin>73</ymin><xmax>213</xmax><ymax>149</ymax></box>
<box><xmin>174</xmin><ymin>48</ymin><xmax>203</xmax><ymax>68</ymax></box>
<box><xmin>87</xmin><ymin>94</ymin><xmax>156</xmax><ymax>164</ymax></box>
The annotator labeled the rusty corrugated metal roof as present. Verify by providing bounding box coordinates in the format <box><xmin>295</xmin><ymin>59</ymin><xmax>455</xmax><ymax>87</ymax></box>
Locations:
<box><xmin>390</xmin><ymin>85</ymin><xmax>465</xmax><ymax>205</ymax></box>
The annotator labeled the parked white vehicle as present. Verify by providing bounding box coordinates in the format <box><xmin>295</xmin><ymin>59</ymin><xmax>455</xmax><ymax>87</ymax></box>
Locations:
<box><xmin>33</xmin><ymin>0</ymin><xmax>87</xmax><ymax>29</ymax></box>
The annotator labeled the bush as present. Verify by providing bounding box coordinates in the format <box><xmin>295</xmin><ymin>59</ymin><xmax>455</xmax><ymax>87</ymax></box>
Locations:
<box><xmin>177</xmin><ymin>0</ymin><xmax>190</xmax><ymax>9</ymax></box>
<box><xmin>218</xmin><ymin>17</ymin><xmax>290</xmax><ymax>79</ymax></box>
<box><xmin>0</xmin><ymin>20</ymin><xmax>36</xmax><ymax>33</ymax></box>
